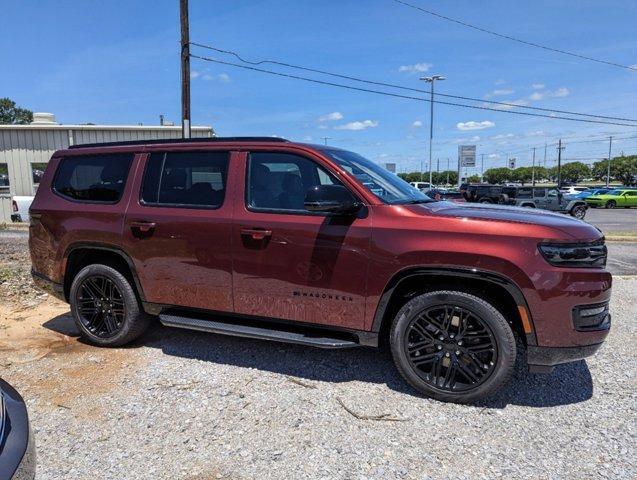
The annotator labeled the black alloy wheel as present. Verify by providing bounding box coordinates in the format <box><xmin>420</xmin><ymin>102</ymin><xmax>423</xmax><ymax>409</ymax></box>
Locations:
<box><xmin>76</xmin><ymin>275</ymin><xmax>126</xmax><ymax>338</ymax></box>
<box><xmin>404</xmin><ymin>304</ymin><xmax>497</xmax><ymax>392</ymax></box>
<box><xmin>390</xmin><ymin>290</ymin><xmax>516</xmax><ymax>403</ymax></box>
<box><xmin>70</xmin><ymin>264</ymin><xmax>150</xmax><ymax>347</ymax></box>
<box><xmin>606</xmin><ymin>200</ymin><xmax>616</xmax><ymax>209</ymax></box>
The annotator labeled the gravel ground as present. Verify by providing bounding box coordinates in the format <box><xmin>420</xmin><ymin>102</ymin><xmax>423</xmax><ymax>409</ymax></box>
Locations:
<box><xmin>0</xmin><ymin>234</ymin><xmax>635</xmax><ymax>479</ymax></box>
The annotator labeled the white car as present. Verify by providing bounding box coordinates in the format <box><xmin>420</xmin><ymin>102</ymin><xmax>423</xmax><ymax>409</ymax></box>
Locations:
<box><xmin>559</xmin><ymin>186</ymin><xmax>589</xmax><ymax>195</ymax></box>
<box><xmin>410</xmin><ymin>181</ymin><xmax>431</xmax><ymax>191</ymax></box>
<box><xmin>11</xmin><ymin>196</ymin><xmax>34</xmax><ymax>222</ymax></box>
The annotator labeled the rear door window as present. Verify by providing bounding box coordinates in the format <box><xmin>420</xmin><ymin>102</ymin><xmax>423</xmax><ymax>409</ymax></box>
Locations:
<box><xmin>141</xmin><ymin>151</ymin><xmax>228</xmax><ymax>208</ymax></box>
<box><xmin>53</xmin><ymin>153</ymin><xmax>133</xmax><ymax>203</ymax></box>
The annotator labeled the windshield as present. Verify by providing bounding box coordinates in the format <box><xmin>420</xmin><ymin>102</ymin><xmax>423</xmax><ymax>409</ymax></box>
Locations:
<box><xmin>321</xmin><ymin>149</ymin><xmax>432</xmax><ymax>204</ymax></box>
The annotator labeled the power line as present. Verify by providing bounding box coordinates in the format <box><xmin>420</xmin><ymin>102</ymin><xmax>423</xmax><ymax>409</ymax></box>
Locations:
<box><xmin>190</xmin><ymin>42</ymin><xmax>637</xmax><ymax>123</ymax></box>
<box><xmin>390</xmin><ymin>0</ymin><xmax>637</xmax><ymax>72</ymax></box>
<box><xmin>190</xmin><ymin>53</ymin><xmax>637</xmax><ymax>128</ymax></box>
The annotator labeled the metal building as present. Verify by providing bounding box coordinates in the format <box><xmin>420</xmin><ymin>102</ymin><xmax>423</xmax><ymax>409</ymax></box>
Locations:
<box><xmin>0</xmin><ymin>112</ymin><xmax>214</xmax><ymax>199</ymax></box>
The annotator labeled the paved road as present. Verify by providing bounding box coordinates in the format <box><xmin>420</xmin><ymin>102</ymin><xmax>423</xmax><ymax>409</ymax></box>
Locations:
<box><xmin>585</xmin><ymin>207</ymin><xmax>637</xmax><ymax>233</ymax></box>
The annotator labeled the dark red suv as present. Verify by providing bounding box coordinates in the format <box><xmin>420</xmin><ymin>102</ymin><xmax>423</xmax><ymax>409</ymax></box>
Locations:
<box><xmin>29</xmin><ymin>137</ymin><xmax>611</xmax><ymax>403</ymax></box>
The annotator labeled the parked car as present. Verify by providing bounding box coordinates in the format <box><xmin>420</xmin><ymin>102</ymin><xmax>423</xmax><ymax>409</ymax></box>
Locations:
<box><xmin>409</xmin><ymin>181</ymin><xmax>431</xmax><ymax>191</ymax></box>
<box><xmin>459</xmin><ymin>183</ymin><xmax>517</xmax><ymax>203</ymax></box>
<box><xmin>501</xmin><ymin>186</ymin><xmax>588</xmax><ymax>219</ymax></box>
<box><xmin>559</xmin><ymin>186</ymin><xmax>589</xmax><ymax>195</ymax></box>
<box><xmin>0</xmin><ymin>378</ymin><xmax>36</xmax><ymax>479</ymax></box>
<box><xmin>423</xmin><ymin>188</ymin><xmax>465</xmax><ymax>203</ymax></box>
<box><xmin>11</xmin><ymin>196</ymin><xmax>34</xmax><ymax>222</ymax></box>
<box><xmin>567</xmin><ymin>188</ymin><xmax>614</xmax><ymax>199</ymax></box>
<box><xmin>585</xmin><ymin>189</ymin><xmax>637</xmax><ymax>208</ymax></box>
<box><xmin>29</xmin><ymin>137</ymin><xmax>611</xmax><ymax>403</ymax></box>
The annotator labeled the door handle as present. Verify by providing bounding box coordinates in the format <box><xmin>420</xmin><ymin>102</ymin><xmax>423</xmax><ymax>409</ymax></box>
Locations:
<box><xmin>241</xmin><ymin>228</ymin><xmax>272</xmax><ymax>240</ymax></box>
<box><xmin>131</xmin><ymin>221</ymin><xmax>157</xmax><ymax>233</ymax></box>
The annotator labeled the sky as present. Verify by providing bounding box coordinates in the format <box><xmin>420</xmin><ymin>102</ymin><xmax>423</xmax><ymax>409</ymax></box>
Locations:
<box><xmin>2</xmin><ymin>0</ymin><xmax>637</xmax><ymax>176</ymax></box>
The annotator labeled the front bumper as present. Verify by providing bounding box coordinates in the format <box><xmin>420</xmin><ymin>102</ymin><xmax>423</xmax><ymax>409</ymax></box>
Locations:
<box><xmin>0</xmin><ymin>380</ymin><xmax>36</xmax><ymax>480</ymax></box>
<box><xmin>527</xmin><ymin>342</ymin><xmax>605</xmax><ymax>373</ymax></box>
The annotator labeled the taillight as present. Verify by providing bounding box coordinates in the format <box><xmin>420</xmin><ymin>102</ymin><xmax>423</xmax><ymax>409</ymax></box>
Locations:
<box><xmin>12</xmin><ymin>200</ymin><xmax>18</xmax><ymax>212</ymax></box>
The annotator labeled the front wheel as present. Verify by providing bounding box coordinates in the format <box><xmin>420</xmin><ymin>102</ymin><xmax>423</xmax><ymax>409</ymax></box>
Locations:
<box><xmin>570</xmin><ymin>204</ymin><xmax>587</xmax><ymax>219</ymax></box>
<box><xmin>389</xmin><ymin>291</ymin><xmax>516</xmax><ymax>403</ymax></box>
<box><xmin>69</xmin><ymin>264</ymin><xmax>150</xmax><ymax>347</ymax></box>
<box><xmin>605</xmin><ymin>200</ymin><xmax>617</xmax><ymax>209</ymax></box>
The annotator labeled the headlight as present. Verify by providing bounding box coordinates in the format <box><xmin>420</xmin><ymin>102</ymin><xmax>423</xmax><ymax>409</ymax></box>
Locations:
<box><xmin>538</xmin><ymin>239</ymin><xmax>607</xmax><ymax>267</ymax></box>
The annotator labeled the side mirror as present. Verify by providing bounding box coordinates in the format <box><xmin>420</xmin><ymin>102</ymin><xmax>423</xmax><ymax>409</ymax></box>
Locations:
<box><xmin>304</xmin><ymin>185</ymin><xmax>361</xmax><ymax>214</ymax></box>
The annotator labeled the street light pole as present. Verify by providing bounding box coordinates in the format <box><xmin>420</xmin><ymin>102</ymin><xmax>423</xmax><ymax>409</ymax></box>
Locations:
<box><xmin>420</xmin><ymin>75</ymin><xmax>445</xmax><ymax>186</ymax></box>
<box><xmin>180</xmin><ymin>0</ymin><xmax>191</xmax><ymax>139</ymax></box>
<box><xmin>531</xmin><ymin>147</ymin><xmax>536</xmax><ymax>186</ymax></box>
<box><xmin>606</xmin><ymin>136</ymin><xmax>613</xmax><ymax>187</ymax></box>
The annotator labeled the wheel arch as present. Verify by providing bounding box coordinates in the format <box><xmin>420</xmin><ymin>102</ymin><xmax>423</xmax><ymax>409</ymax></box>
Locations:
<box><xmin>372</xmin><ymin>267</ymin><xmax>537</xmax><ymax>347</ymax></box>
<box><xmin>63</xmin><ymin>243</ymin><xmax>145</xmax><ymax>304</ymax></box>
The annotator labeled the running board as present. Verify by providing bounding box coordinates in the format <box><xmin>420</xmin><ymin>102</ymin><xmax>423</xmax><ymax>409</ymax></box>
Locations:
<box><xmin>159</xmin><ymin>313</ymin><xmax>360</xmax><ymax>349</ymax></box>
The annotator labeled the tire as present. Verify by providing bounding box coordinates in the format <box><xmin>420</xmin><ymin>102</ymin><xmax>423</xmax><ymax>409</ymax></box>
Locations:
<box><xmin>389</xmin><ymin>290</ymin><xmax>516</xmax><ymax>403</ymax></box>
<box><xmin>606</xmin><ymin>200</ymin><xmax>616</xmax><ymax>209</ymax></box>
<box><xmin>69</xmin><ymin>264</ymin><xmax>150</xmax><ymax>347</ymax></box>
<box><xmin>479</xmin><ymin>198</ymin><xmax>493</xmax><ymax>204</ymax></box>
<box><xmin>570</xmin><ymin>204</ymin><xmax>587</xmax><ymax>219</ymax></box>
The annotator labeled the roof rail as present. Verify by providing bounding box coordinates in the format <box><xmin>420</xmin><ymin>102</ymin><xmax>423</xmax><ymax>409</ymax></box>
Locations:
<box><xmin>68</xmin><ymin>136</ymin><xmax>289</xmax><ymax>149</ymax></box>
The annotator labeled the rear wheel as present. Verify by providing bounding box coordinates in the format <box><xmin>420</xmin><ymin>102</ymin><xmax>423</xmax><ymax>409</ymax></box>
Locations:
<box><xmin>70</xmin><ymin>264</ymin><xmax>150</xmax><ymax>347</ymax></box>
<box><xmin>570</xmin><ymin>204</ymin><xmax>587</xmax><ymax>219</ymax></box>
<box><xmin>389</xmin><ymin>290</ymin><xmax>516</xmax><ymax>403</ymax></box>
<box><xmin>605</xmin><ymin>200</ymin><xmax>616</xmax><ymax>209</ymax></box>
<box><xmin>479</xmin><ymin>198</ymin><xmax>493</xmax><ymax>204</ymax></box>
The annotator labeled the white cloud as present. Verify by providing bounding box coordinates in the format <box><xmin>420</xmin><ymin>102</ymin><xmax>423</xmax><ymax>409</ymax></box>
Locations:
<box><xmin>551</xmin><ymin>87</ymin><xmax>570</xmax><ymax>97</ymax></box>
<box><xmin>531</xmin><ymin>83</ymin><xmax>545</xmax><ymax>89</ymax></box>
<box><xmin>485</xmin><ymin>89</ymin><xmax>514</xmax><ymax>98</ymax></box>
<box><xmin>488</xmin><ymin>153</ymin><xmax>500</xmax><ymax>159</ymax></box>
<box><xmin>527</xmin><ymin>130</ymin><xmax>546</xmax><ymax>137</ymax></box>
<box><xmin>195</xmin><ymin>72</ymin><xmax>230</xmax><ymax>82</ymax></box>
<box><xmin>453</xmin><ymin>135</ymin><xmax>481</xmax><ymax>144</ymax></box>
<box><xmin>318</xmin><ymin>111</ymin><xmax>343</xmax><ymax>122</ymax></box>
<box><xmin>456</xmin><ymin>120</ymin><xmax>495</xmax><ymax>131</ymax></box>
<box><xmin>494</xmin><ymin>79</ymin><xmax>506</xmax><ymax>85</ymax></box>
<box><xmin>491</xmin><ymin>133</ymin><xmax>515</xmax><ymax>140</ymax></box>
<box><xmin>630</xmin><ymin>64</ymin><xmax>637</xmax><ymax>71</ymax></box>
<box><xmin>398</xmin><ymin>62</ymin><xmax>432</xmax><ymax>73</ymax></box>
<box><xmin>334</xmin><ymin>120</ymin><xmax>379</xmax><ymax>131</ymax></box>
<box><xmin>412</xmin><ymin>120</ymin><xmax>423</xmax><ymax>127</ymax></box>
<box><xmin>529</xmin><ymin>91</ymin><xmax>545</xmax><ymax>101</ymax></box>
<box><xmin>317</xmin><ymin>124</ymin><xmax>328</xmax><ymax>130</ymax></box>
<box><xmin>485</xmin><ymin>99</ymin><xmax>529</xmax><ymax>110</ymax></box>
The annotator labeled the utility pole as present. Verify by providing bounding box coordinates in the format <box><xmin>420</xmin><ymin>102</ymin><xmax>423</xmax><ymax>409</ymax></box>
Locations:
<box><xmin>543</xmin><ymin>143</ymin><xmax>547</xmax><ymax>168</ymax></box>
<box><xmin>420</xmin><ymin>75</ymin><xmax>445</xmax><ymax>185</ymax></box>
<box><xmin>180</xmin><ymin>0</ymin><xmax>191</xmax><ymax>139</ymax></box>
<box><xmin>446</xmin><ymin>158</ymin><xmax>450</xmax><ymax>185</ymax></box>
<box><xmin>480</xmin><ymin>153</ymin><xmax>484</xmax><ymax>181</ymax></box>
<box><xmin>321</xmin><ymin>136</ymin><xmax>331</xmax><ymax>146</ymax></box>
<box><xmin>556</xmin><ymin>139</ymin><xmax>565</xmax><ymax>188</ymax></box>
<box><xmin>606</xmin><ymin>136</ymin><xmax>613</xmax><ymax>187</ymax></box>
<box><xmin>531</xmin><ymin>147</ymin><xmax>536</xmax><ymax>186</ymax></box>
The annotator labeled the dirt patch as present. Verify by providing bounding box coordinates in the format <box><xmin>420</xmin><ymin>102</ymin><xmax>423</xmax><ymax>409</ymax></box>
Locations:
<box><xmin>0</xmin><ymin>299</ymin><xmax>144</xmax><ymax>417</ymax></box>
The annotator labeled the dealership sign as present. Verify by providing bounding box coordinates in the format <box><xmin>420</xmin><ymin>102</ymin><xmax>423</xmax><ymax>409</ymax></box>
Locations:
<box><xmin>508</xmin><ymin>157</ymin><xmax>516</xmax><ymax>169</ymax></box>
<box><xmin>458</xmin><ymin>145</ymin><xmax>476</xmax><ymax>167</ymax></box>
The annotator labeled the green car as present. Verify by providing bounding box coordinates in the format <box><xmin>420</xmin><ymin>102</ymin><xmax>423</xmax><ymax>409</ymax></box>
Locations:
<box><xmin>585</xmin><ymin>189</ymin><xmax>637</xmax><ymax>208</ymax></box>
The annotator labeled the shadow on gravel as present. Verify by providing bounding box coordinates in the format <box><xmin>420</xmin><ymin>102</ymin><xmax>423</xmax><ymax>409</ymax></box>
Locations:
<box><xmin>44</xmin><ymin>316</ymin><xmax>594</xmax><ymax>408</ymax></box>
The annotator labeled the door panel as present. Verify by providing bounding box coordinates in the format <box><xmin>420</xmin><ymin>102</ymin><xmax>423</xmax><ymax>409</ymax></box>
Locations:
<box><xmin>122</xmin><ymin>150</ymin><xmax>235</xmax><ymax>311</ymax></box>
<box><xmin>232</xmin><ymin>151</ymin><xmax>371</xmax><ymax>330</ymax></box>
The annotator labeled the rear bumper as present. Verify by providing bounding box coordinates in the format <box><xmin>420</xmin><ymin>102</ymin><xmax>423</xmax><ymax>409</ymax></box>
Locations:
<box><xmin>527</xmin><ymin>342</ymin><xmax>605</xmax><ymax>373</ymax></box>
<box><xmin>31</xmin><ymin>269</ymin><xmax>65</xmax><ymax>301</ymax></box>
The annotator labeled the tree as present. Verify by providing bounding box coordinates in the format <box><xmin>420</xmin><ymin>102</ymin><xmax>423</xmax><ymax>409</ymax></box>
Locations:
<box><xmin>592</xmin><ymin>156</ymin><xmax>637</xmax><ymax>185</ymax></box>
<box><xmin>0</xmin><ymin>98</ymin><xmax>33</xmax><ymax>124</ymax></box>
<box><xmin>511</xmin><ymin>167</ymin><xmax>534</xmax><ymax>184</ymax></box>
<box><xmin>467</xmin><ymin>174</ymin><xmax>481</xmax><ymax>183</ymax></box>
<box><xmin>483</xmin><ymin>167</ymin><xmax>511</xmax><ymax>184</ymax></box>
<box><xmin>560</xmin><ymin>162</ymin><xmax>591</xmax><ymax>183</ymax></box>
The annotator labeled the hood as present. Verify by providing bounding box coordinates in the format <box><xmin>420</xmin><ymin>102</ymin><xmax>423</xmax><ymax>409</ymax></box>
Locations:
<box><xmin>409</xmin><ymin>201</ymin><xmax>603</xmax><ymax>240</ymax></box>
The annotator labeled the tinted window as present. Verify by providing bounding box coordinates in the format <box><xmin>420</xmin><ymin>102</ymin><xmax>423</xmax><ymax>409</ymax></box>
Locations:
<box><xmin>517</xmin><ymin>187</ymin><xmax>532</xmax><ymax>198</ymax></box>
<box><xmin>54</xmin><ymin>154</ymin><xmax>133</xmax><ymax>202</ymax></box>
<box><xmin>533</xmin><ymin>188</ymin><xmax>546</xmax><ymax>198</ymax></box>
<box><xmin>247</xmin><ymin>152</ymin><xmax>345</xmax><ymax>211</ymax></box>
<box><xmin>141</xmin><ymin>151</ymin><xmax>228</xmax><ymax>208</ymax></box>
<box><xmin>625</xmin><ymin>191</ymin><xmax>637</xmax><ymax>196</ymax></box>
